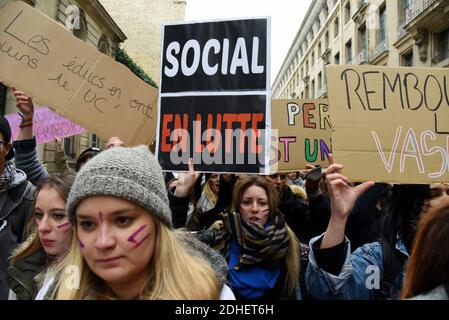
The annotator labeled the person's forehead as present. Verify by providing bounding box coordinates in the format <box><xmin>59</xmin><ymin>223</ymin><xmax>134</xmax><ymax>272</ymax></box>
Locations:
<box><xmin>0</xmin><ymin>132</ymin><xmax>4</xmax><ymax>140</ymax></box>
<box><xmin>108</xmin><ymin>137</ymin><xmax>122</xmax><ymax>143</ymax></box>
<box><xmin>269</xmin><ymin>173</ymin><xmax>286</xmax><ymax>179</ymax></box>
<box><xmin>243</xmin><ymin>185</ymin><xmax>267</xmax><ymax>195</ymax></box>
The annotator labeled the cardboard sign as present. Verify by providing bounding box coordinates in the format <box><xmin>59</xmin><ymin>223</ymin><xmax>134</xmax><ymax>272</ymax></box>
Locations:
<box><xmin>327</xmin><ymin>65</ymin><xmax>449</xmax><ymax>184</ymax></box>
<box><xmin>0</xmin><ymin>2</ymin><xmax>158</xmax><ymax>146</ymax></box>
<box><xmin>5</xmin><ymin>107</ymin><xmax>87</xmax><ymax>145</ymax></box>
<box><xmin>157</xmin><ymin>18</ymin><xmax>271</xmax><ymax>173</ymax></box>
<box><xmin>270</xmin><ymin>99</ymin><xmax>332</xmax><ymax>172</ymax></box>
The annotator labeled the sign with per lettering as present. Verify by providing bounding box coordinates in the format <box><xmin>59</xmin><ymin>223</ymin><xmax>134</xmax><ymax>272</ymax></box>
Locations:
<box><xmin>157</xmin><ymin>18</ymin><xmax>270</xmax><ymax>173</ymax></box>
<box><xmin>327</xmin><ymin>65</ymin><xmax>449</xmax><ymax>184</ymax></box>
<box><xmin>0</xmin><ymin>2</ymin><xmax>158</xmax><ymax>146</ymax></box>
<box><xmin>270</xmin><ymin>99</ymin><xmax>332</xmax><ymax>172</ymax></box>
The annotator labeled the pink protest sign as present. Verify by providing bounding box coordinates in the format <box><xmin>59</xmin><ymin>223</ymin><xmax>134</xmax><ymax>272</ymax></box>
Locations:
<box><xmin>5</xmin><ymin>107</ymin><xmax>87</xmax><ymax>145</ymax></box>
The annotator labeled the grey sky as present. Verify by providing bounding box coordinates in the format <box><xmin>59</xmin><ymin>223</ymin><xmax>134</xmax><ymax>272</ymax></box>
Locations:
<box><xmin>184</xmin><ymin>0</ymin><xmax>312</xmax><ymax>85</ymax></box>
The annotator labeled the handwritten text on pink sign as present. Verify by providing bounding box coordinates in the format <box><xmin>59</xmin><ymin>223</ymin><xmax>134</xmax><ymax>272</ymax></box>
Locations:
<box><xmin>5</xmin><ymin>107</ymin><xmax>87</xmax><ymax>144</ymax></box>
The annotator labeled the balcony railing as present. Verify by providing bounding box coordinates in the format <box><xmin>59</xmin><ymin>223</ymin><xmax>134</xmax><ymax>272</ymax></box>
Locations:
<box><xmin>317</xmin><ymin>84</ymin><xmax>327</xmax><ymax>98</ymax></box>
<box><xmin>397</xmin><ymin>22</ymin><xmax>407</xmax><ymax>40</ymax></box>
<box><xmin>357</xmin><ymin>0</ymin><xmax>368</xmax><ymax>10</ymax></box>
<box><xmin>371</xmin><ymin>38</ymin><xmax>388</xmax><ymax>61</ymax></box>
<box><xmin>406</xmin><ymin>0</ymin><xmax>440</xmax><ymax>24</ymax></box>
<box><xmin>397</xmin><ymin>0</ymin><xmax>441</xmax><ymax>39</ymax></box>
<box><xmin>353</xmin><ymin>49</ymin><xmax>369</xmax><ymax>64</ymax></box>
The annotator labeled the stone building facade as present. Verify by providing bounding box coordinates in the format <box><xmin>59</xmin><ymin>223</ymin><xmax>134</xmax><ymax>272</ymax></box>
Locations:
<box><xmin>99</xmin><ymin>0</ymin><xmax>187</xmax><ymax>85</ymax></box>
<box><xmin>0</xmin><ymin>0</ymin><xmax>126</xmax><ymax>172</ymax></box>
<box><xmin>272</xmin><ymin>0</ymin><xmax>449</xmax><ymax>100</ymax></box>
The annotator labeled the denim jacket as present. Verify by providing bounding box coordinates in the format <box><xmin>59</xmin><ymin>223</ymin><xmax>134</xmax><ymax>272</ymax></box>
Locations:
<box><xmin>305</xmin><ymin>234</ymin><xmax>409</xmax><ymax>300</ymax></box>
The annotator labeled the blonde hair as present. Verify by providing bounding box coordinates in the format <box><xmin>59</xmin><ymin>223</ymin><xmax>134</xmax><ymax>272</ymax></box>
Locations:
<box><xmin>10</xmin><ymin>230</ymin><xmax>43</xmax><ymax>265</ymax></box>
<box><xmin>53</xmin><ymin>219</ymin><xmax>220</xmax><ymax>300</ymax></box>
<box><xmin>203</xmin><ymin>180</ymin><xmax>218</xmax><ymax>205</ymax></box>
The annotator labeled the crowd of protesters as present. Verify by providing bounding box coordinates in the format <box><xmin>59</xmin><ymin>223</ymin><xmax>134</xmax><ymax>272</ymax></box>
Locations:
<box><xmin>0</xmin><ymin>86</ymin><xmax>448</xmax><ymax>300</ymax></box>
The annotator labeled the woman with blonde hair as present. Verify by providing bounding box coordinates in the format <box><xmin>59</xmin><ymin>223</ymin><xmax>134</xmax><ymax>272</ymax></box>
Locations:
<box><xmin>7</xmin><ymin>172</ymin><xmax>76</xmax><ymax>299</ymax></box>
<box><xmin>48</xmin><ymin>146</ymin><xmax>231</xmax><ymax>300</ymax></box>
<box><xmin>196</xmin><ymin>173</ymin><xmax>220</xmax><ymax>212</ymax></box>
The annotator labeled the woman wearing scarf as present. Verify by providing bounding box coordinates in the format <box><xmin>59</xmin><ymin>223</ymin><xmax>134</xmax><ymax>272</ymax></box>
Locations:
<box><xmin>197</xmin><ymin>175</ymin><xmax>301</xmax><ymax>300</ymax></box>
<box><xmin>0</xmin><ymin>114</ymin><xmax>36</xmax><ymax>300</ymax></box>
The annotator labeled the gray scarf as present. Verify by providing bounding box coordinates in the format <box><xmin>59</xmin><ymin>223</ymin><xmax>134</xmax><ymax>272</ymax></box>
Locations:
<box><xmin>0</xmin><ymin>161</ymin><xmax>27</xmax><ymax>194</ymax></box>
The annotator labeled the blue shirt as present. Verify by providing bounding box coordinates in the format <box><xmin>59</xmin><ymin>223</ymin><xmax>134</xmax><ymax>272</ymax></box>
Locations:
<box><xmin>228</xmin><ymin>239</ymin><xmax>280</xmax><ymax>299</ymax></box>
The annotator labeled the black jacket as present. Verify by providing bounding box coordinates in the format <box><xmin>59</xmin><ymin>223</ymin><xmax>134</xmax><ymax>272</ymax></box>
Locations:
<box><xmin>169</xmin><ymin>179</ymin><xmax>233</xmax><ymax>230</ymax></box>
<box><xmin>7</xmin><ymin>245</ymin><xmax>47</xmax><ymax>300</ymax></box>
<box><xmin>277</xmin><ymin>187</ymin><xmax>311</xmax><ymax>243</ymax></box>
<box><xmin>278</xmin><ymin>186</ymin><xmax>332</xmax><ymax>246</ymax></box>
<box><xmin>0</xmin><ymin>180</ymin><xmax>35</xmax><ymax>300</ymax></box>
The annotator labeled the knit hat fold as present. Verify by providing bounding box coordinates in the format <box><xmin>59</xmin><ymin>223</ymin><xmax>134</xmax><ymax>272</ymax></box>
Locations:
<box><xmin>67</xmin><ymin>145</ymin><xmax>172</xmax><ymax>228</ymax></box>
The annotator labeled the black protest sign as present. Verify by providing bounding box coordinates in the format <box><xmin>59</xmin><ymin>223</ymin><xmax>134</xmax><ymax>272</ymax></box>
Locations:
<box><xmin>157</xmin><ymin>18</ymin><xmax>270</xmax><ymax>173</ymax></box>
<box><xmin>161</xmin><ymin>19</ymin><xmax>267</xmax><ymax>93</ymax></box>
<box><xmin>159</xmin><ymin>95</ymin><xmax>267</xmax><ymax>173</ymax></box>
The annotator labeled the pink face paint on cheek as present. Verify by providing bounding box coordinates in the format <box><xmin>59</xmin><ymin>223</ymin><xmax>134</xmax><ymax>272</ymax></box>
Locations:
<box><xmin>57</xmin><ymin>222</ymin><xmax>70</xmax><ymax>229</ymax></box>
<box><xmin>131</xmin><ymin>234</ymin><xmax>150</xmax><ymax>249</ymax></box>
<box><xmin>57</xmin><ymin>222</ymin><xmax>72</xmax><ymax>233</ymax></box>
<box><xmin>127</xmin><ymin>225</ymin><xmax>149</xmax><ymax>249</ymax></box>
<box><xmin>78</xmin><ymin>239</ymin><xmax>85</xmax><ymax>249</ymax></box>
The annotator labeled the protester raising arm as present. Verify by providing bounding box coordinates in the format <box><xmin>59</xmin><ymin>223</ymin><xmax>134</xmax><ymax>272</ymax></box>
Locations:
<box><xmin>305</xmin><ymin>154</ymin><xmax>380</xmax><ymax>300</ymax></box>
<box><xmin>345</xmin><ymin>182</ymin><xmax>390</xmax><ymax>251</ymax></box>
<box><xmin>54</xmin><ymin>137</ymin><xmax>70</xmax><ymax>172</ymax></box>
<box><xmin>12</xmin><ymin>87</ymin><xmax>48</xmax><ymax>186</ymax></box>
<box><xmin>167</xmin><ymin>158</ymin><xmax>200</xmax><ymax>228</ymax></box>
<box><xmin>320</xmin><ymin>159</ymin><xmax>374</xmax><ymax>249</ymax></box>
<box><xmin>174</xmin><ymin>159</ymin><xmax>200</xmax><ymax>198</ymax></box>
<box><xmin>13</xmin><ymin>88</ymin><xmax>33</xmax><ymax>141</ymax></box>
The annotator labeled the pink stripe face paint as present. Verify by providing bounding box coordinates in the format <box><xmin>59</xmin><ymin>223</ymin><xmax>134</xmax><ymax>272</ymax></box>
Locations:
<box><xmin>79</xmin><ymin>239</ymin><xmax>85</xmax><ymax>249</ymax></box>
<box><xmin>127</xmin><ymin>225</ymin><xmax>149</xmax><ymax>249</ymax></box>
<box><xmin>57</xmin><ymin>222</ymin><xmax>72</xmax><ymax>232</ymax></box>
<box><xmin>57</xmin><ymin>222</ymin><xmax>72</xmax><ymax>233</ymax></box>
<box><xmin>57</xmin><ymin>222</ymin><xmax>70</xmax><ymax>229</ymax></box>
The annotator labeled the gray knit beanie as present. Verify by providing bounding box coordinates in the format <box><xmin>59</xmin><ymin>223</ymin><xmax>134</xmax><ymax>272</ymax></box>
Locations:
<box><xmin>67</xmin><ymin>145</ymin><xmax>172</xmax><ymax>228</ymax></box>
